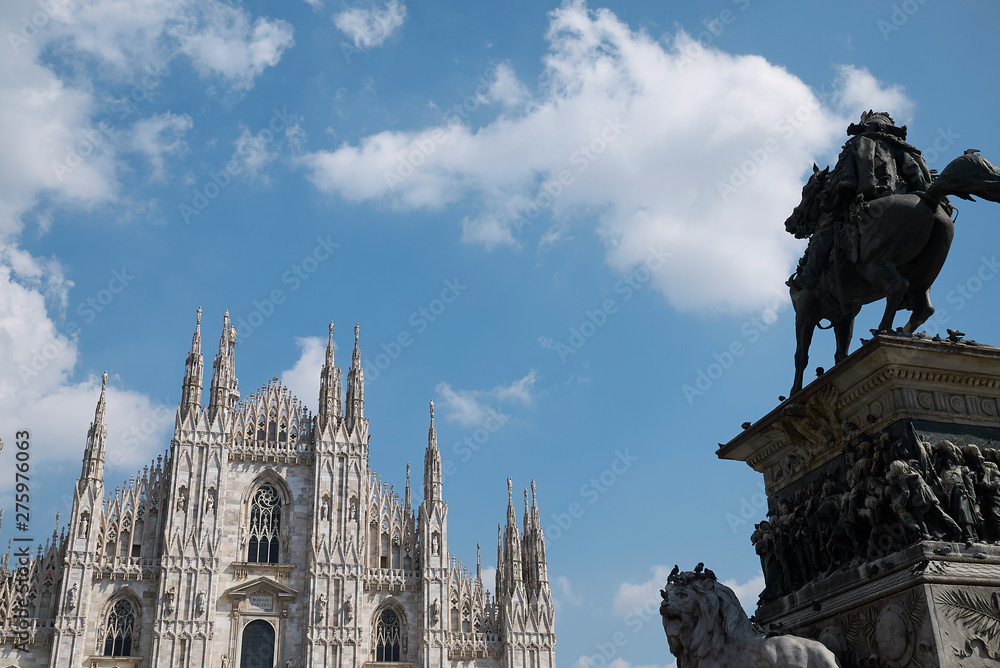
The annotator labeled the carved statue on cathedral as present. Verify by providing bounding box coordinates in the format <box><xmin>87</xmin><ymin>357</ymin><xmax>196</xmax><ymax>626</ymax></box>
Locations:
<box><xmin>343</xmin><ymin>594</ymin><xmax>354</xmax><ymax>623</ymax></box>
<box><xmin>315</xmin><ymin>593</ymin><xmax>328</xmax><ymax>623</ymax></box>
<box><xmin>430</xmin><ymin>599</ymin><xmax>440</xmax><ymax>626</ymax></box>
<box><xmin>196</xmin><ymin>590</ymin><xmax>207</xmax><ymax>617</ymax></box>
<box><xmin>66</xmin><ymin>584</ymin><xmax>77</xmax><ymax>612</ymax></box>
<box><xmin>163</xmin><ymin>586</ymin><xmax>176</xmax><ymax>616</ymax></box>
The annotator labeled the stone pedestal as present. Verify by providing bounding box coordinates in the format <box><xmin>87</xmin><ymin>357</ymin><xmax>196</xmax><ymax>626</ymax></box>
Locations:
<box><xmin>718</xmin><ymin>333</ymin><xmax>1000</xmax><ymax>668</ymax></box>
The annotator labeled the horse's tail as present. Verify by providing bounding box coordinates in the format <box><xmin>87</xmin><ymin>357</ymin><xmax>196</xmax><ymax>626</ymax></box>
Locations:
<box><xmin>925</xmin><ymin>151</ymin><xmax>1000</xmax><ymax>207</ymax></box>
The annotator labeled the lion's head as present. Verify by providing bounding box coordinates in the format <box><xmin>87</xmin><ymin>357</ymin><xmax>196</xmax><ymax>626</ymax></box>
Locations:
<box><xmin>659</xmin><ymin>568</ymin><xmax>755</xmax><ymax>666</ymax></box>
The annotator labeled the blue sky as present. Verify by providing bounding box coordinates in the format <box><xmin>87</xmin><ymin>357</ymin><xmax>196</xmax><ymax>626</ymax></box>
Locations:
<box><xmin>2</xmin><ymin>0</ymin><xmax>1000</xmax><ymax>666</ymax></box>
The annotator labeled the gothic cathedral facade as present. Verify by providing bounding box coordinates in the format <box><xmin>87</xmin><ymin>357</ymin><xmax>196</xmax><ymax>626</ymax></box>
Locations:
<box><xmin>0</xmin><ymin>310</ymin><xmax>556</xmax><ymax>668</ymax></box>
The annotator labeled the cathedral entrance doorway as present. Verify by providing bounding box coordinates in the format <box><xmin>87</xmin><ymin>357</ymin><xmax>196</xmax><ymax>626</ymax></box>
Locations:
<box><xmin>240</xmin><ymin>619</ymin><xmax>275</xmax><ymax>668</ymax></box>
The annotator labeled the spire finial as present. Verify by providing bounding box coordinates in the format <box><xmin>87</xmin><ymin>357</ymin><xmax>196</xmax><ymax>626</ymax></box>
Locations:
<box><xmin>329</xmin><ymin>321</ymin><xmax>335</xmax><ymax>342</ymax></box>
<box><xmin>531</xmin><ymin>479</ymin><xmax>537</xmax><ymax>507</ymax></box>
<box><xmin>507</xmin><ymin>478</ymin><xmax>513</xmax><ymax>502</ymax></box>
<box><xmin>96</xmin><ymin>371</ymin><xmax>108</xmax><ymax>421</ymax></box>
<box><xmin>196</xmin><ymin>306</ymin><xmax>202</xmax><ymax>329</ymax></box>
<box><xmin>354</xmin><ymin>323</ymin><xmax>360</xmax><ymax>343</ymax></box>
<box><xmin>430</xmin><ymin>400</ymin><xmax>435</xmax><ymax>424</ymax></box>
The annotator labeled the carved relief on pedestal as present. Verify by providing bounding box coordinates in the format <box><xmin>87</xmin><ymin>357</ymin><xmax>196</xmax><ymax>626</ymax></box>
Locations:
<box><xmin>838</xmin><ymin>591</ymin><xmax>926</xmax><ymax>668</ymax></box>
<box><xmin>935</xmin><ymin>588</ymin><xmax>1000</xmax><ymax>661</ymax></box>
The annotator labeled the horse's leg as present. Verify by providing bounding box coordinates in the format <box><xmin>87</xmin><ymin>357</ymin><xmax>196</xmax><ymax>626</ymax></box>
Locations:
<box><xmin>792</xmin><ymin>306</ymin><xmax>817</xmax><ymax>396</ymax></box>
<box><xmin>833</xmin><ymin>308</ymin><xmax>861</xmax><ymax>363</ymax></box>
<box><xmin>862</xmin><ymin>261</ymin><xmax>910</xmax><ymax>332</ymax></box>
<box><xmin>902</xmin><ymin>288</ymin><xmax>935</xmax><ymax>334</ymax></box>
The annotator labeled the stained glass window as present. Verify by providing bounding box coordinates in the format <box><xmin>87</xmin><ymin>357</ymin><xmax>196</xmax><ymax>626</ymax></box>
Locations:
<box><xmin>248</xmin><ymin>483</ymin><xmax>281</xmax><ymax>563</ymax></box>
<box><xmin>103</xmin><ymin>598</ymin><xmax>135</xmax><ymax>657</ymax></box>
<box><xmin>374</xmin><ymin>608</ymin><xmax>402</xmax><ymax>662</ymax></box>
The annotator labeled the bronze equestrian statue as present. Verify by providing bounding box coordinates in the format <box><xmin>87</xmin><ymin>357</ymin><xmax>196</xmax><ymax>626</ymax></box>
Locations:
<box><xmin>786</xmin><ymin>111</ymin><xmax>1000</xmax><ymax>396</ymax></box>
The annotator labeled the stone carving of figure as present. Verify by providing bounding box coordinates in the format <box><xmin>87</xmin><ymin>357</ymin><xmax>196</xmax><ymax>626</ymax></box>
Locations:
<box><xmin>936</xmin><ymin>441</ymin><xmax>982</xmax><ymax>545</ymax></box>
<box><xmin>281</xmin><ymin>525</ymin><xmax>291</xmax><ymax>554</ymax></box>
<box><xmin>315</xmin><ymin>593</ymin><xmax>328</xmax><ymax>623</ymax></box>
<box><xmin>886</xmin><ymin>460</ymin><xmax>961</xmax><ymax>541</ymax></box>
<box><xmin>432</xmin><ymin>533</ymin><xmax>440</xmax><ymax>556</ymax></box>
<box><xmin>320</xmin><ymin>497</ymin><xmax>329</xmax><ymax>521</ymax></box>
<box><xmin>195</xmin><ymin>590</ymin><xmax>207</xmax><ymax>617</ymax></box>
<box><xmin>750</xmin><ymin>522</ymin><xmax>780</xmax><ymax>601</ymax></box>
<box><xmin>980</xmin><ymin>462</ymin><xmax>1000</xmax><ymax>542</ymax></box>
<box><xmin>343</xmin><ymin>594</ymin><xmax>354</xmax><ymax>624</ymax></box>
<box><xmin>177</xmin><ymin>487</ymin><xmax>188</xmax><ymax>513</ymax></box>
<box><xmin>79</xmin><ymin>513</ymin><xmax>90</xmax><ymax>538</ymax></box>
<box><xmin>430</xmin><ymin>598</ymin><xmax>440</xmax><ymax>626</ymax></box>
<box><xmin>163</xmin><ymin>586</ymin><xmax>176</xmax><ymax>615</ymax></box>
<box><xmin>349</xmin><ymin>497</ymin><xmax>358</xmax><ymax>521</ymax></box>
<box><xmin>205</xmin><ymin>491</ymin><xmax>216</xmax><ymax>515</ymax></box>
<box><xmin>66</xmin><ymin>583</ymin><xmax>77</xmax><ymax>612</ymax></box>
<box><xmin>221</xmin><ymin>655</ymin><xmax>230</xmax><ymax>668</ymax></box>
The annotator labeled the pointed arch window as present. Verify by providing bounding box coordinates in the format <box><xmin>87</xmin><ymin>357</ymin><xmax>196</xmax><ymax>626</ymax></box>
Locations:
<box><xmin>373</xmin><ymin>608</ymin><xmax>402</xmax><ymax>662</ymax></box>
<box><xmin>248</xmin><ymin>483</ymin><xmax>281</xmax><ymax>563</ymax></box>
<box><xmin>103</xmin><ymin>598</ymin><xmax>136</xmax><ymax>657</ymax></box>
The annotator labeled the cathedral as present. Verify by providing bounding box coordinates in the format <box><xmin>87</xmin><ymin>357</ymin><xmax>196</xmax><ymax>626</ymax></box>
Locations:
<box><xmin>0</xmin><ymin>310</ymin><xmax>556</xmax><ymax>668</ymax></box>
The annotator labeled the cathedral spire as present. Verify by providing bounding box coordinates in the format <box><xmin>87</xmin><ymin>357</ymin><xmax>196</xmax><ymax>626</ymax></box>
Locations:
<box><xmin>523</xmin><ymin>487</ymin><xmax>530</xmax><ymax>534</ymax></box>
<box><xmin>318</xmin><ymin>322</ymin><xmax>342</xmax><ymax>427</ymax></box>
<box><xmin>345</xmin><ymin>324</ymin><xmax>365</xmax><ymax>431</ymax></box>
<box><xmin>180</xmin><ymin>307</ymin><xmax>204</xmax><ymax>418</ymax></box>
<box><xmin>496</xmin><ymin>523</ymin><xmax>504</xmax><ymax>596</ymax></box>
<box><xmin>503</xmin><ymin>478</ymin><xmax>522</xmax><ymax>588</ymax></box>
<box><xmin>528</xmin><ymin>479</ymin><xmax>549</xmax><ymax>588</ymax></box>
<box><xmin>424</xmin><ymin>401</ymin><xmax>442</xmax><ymax>502</ymax></box>
<box><xmin>476</xmin><ymin>542</ymin><xmax>483</xmax><ymax>588</ymax></box>
<box><xmin>81</xmin><ymin>372</ymin><xmax>108</xmax><ymax>481</ymax></box>
<box><xmin>506</xmin><ymin>478</ymin><xmax>517</xmax><ymax>528</ymax></box>
<box><xmin>208</xmin><ymin>310</ymin><xmax>239</xmax><ymax>421</ymax></box>
<box><xmin>405</xmin><ymin>463</ymin><xmax>412</xmax><ymax>509</ymax></box>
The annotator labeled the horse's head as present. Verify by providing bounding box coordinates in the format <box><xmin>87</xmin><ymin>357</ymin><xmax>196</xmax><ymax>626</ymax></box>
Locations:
<box><xmin>785</xmin><ymin>163</ymin><xmax>830</xmax><ymax>239</ymax></box>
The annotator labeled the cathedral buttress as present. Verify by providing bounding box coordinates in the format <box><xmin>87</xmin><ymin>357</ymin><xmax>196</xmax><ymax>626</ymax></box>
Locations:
<box><xmin>180</xmin><ymin>307</ymin><xmax>204</xmax><ymax>421</ymax></box>
<box><xmin>50</xmin><ymin>374</ymin><xmax>109</xmax><ymax>667</ymax></box>
<box><xmin>419</xmin><ymin>401</ymin><xmax>448</xmax><ymax>667</ymax></box>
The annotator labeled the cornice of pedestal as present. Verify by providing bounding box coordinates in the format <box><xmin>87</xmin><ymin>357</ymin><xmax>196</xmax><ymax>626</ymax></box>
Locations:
<box><xmin>718</xmin><ymin>333</ymin><xmax>1000</xmax><ymax>494</ymax></box>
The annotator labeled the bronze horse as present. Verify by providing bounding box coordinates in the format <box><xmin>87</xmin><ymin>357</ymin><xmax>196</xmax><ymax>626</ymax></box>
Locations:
<box><xmin>788</xmin><ymin>153</ymin><xmax>1000</xmax><ymax>395</ymax></box>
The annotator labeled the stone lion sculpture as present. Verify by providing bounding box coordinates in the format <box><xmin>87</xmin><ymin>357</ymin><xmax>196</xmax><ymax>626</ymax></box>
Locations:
<box><xmin>659</xmin><ymin>566</ymin><xmax>840</xmax><ymax>668</ymax></box>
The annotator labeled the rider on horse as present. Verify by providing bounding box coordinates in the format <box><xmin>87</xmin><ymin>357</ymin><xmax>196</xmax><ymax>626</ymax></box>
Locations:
<box><xmin>788</xmin><ymin>111</ymin><xmax>934</xmax><ymax>289</ymax></box>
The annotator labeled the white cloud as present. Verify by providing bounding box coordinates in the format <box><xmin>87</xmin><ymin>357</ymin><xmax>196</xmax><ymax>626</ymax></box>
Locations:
<box><xmin>554</xmin><ymin>575</ymin><xmax>583</xmax><ymax>610</ymax></box>
<box><xmin>480</xmin><ymin>565</ymin><xmax>496</xmax><ymax>595</ymax></box>
<box><xmin>41</xmin><ymin>0</ymin><xmax>294</xmax><ymax>90</ymax></box>
<box><xmin>334</xmin><ymin>0</ymin><xmax>406</xmax><ymax>50</ymax></box>
<box><xmin>612</xmin><ymin>564</ymin><xmax>763</xmax><ymax>620</ymax></box>
<box><xmin>435</xmin><ymin>369</ymin><xmax>538</xmax><ymax>428</ymax></box>
<box><xmin>0</xmin><ymin>20</ymin><xmax>117</xmax><ymax>237</ymax></box>
<box><xmin>0</xmin><ymin>0</ymin><xmax>294</xmax><ymax>241</ymax></box>
<box><xmin>175</xmin><ymin>3</ymin><xmax>295</xmax><ymax>91</ymax></box>
<box><xmin>721</xmin><ymin>572</ymin><xmax>765</xmax><ymax>614</ymax></box>
<box><xmin>303</xmin><ymin>0</ymin><xmax>915</xmax><ymax>314</ymax></box>
<box><xmin>0</xmin><ymin>245</ymin><xmax>173</xmax><ymax>503</ymax></box>
<box><xmin>490</xmin><ymin>368</ymin><xmax>538</xmax><ymax>405</ymax></box>
<box><xmin>612</xmin><ymin>565</ymin><xmax>673</xmax><ymax>617</ymax></box>
<box><xmin>832</xmin><ymin>65</ymin><xmax>914</xmax><ymax>125</ymax></box>
<box><xmin>129</xmin><ymin>112</ymin><xmax>193</xmax><ymax>180</ymax></box>
<box><xmin>574</xmin><ymin>658</ymin><xmax>672</xmax><ymax>668</ymax></box>
<box><xmin>279</xmin><ymin>336</ymin><xmax>328</xmax><ymax>410</ymax></box>
<box><xmin>230</xmin><ymin>126</ymin><xmax>280</xmax><ymax>184</ymax></box>
<box><xmin>486</xmin><ymin>62</ymin><xmax>530</xmax><ymax>109</ymax></box>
